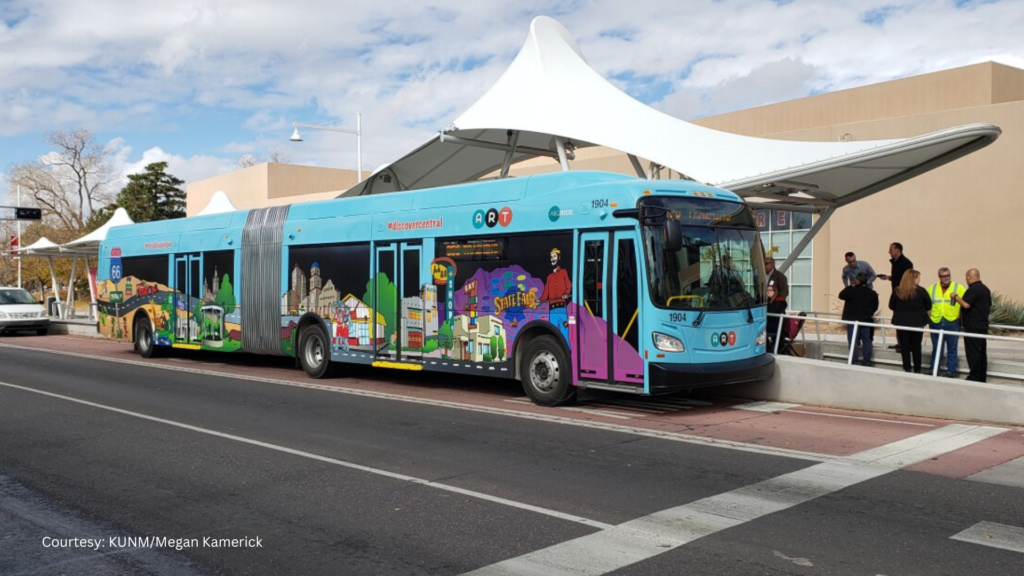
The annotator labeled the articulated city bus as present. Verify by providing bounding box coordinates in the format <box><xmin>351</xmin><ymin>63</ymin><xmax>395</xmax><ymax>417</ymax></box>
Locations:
<box><xmin>97</xmin><ymin>171</ymin><xmax>773</xmax><ymax>405</ymax></box>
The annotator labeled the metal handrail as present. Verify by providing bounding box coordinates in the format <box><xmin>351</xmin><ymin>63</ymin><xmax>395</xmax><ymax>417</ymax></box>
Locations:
<box><xmin>766</xmin><ymin>312</ymin><xmax>1024</xmax><ymax>377</ymax></box>
<box><xmin>794</xmin><ymin>309</ymin><xmax>1024</xmax><ymax>332</ymax></box>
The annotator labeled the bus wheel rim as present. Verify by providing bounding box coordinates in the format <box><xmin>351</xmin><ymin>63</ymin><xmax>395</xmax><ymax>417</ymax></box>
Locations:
<box><xmin>140</xmin><ymin>327</ymin><xmax>150</xmax><ymax>350</ymax></box>
<box><xmin>306</xmin><ymin>336</ymin><xmax>324</xmax><ymax>368</ymax></box>
<box><xmin>530</xmin><ymin>351</ymin><xmax>559</xmax><ymax>391</ymax></box>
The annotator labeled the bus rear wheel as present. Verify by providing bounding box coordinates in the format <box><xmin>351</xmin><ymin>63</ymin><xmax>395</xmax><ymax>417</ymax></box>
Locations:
<box><xmin>135</xmin><ymin>317</ymin><xmax>162</xmax><ymax>359</ymax></box>
<box><xmin>299</xmin><ymin>323</ymin><xmax>335</xmax><ymax>379</ymax></box>
<box><xmin>519</xmin><ymin>335</ymin><xmax>574</xmax><ymax>406</ymax></box>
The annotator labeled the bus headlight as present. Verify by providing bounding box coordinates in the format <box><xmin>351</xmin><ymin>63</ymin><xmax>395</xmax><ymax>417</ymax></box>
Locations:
<box><xmin>755</xmin><ymin>329</ymin><xmax>766</xmax><ymax>346</ymax></box>
<box><xmin>653</xmin><ymin>332</ymin><xmax>685</xmax><ymax>352</ymax></box>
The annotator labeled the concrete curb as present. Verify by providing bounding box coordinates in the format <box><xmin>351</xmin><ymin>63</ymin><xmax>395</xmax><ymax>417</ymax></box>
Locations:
<box><xmin>713</xmin><ymin>356</ymin><xmax>1024</xmax><ymax>426</ymax></box>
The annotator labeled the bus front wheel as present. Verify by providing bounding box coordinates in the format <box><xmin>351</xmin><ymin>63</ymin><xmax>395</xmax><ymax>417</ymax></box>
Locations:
<box><xmin>519</xmin><ymin>335</ymin><xmax>574</xmax><ymax>406</ymax></box>
<box><xmin>299</xmin><ymin>324</ymin><xmax>335</xmax><ymax>379</ymax></box>
<box><xmin>135</xmin><ymin>317</ymin><xmax>162</xmax><ymax>359</ymax></box>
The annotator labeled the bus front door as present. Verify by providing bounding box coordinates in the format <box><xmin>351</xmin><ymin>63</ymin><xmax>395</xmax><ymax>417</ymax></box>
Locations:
<box><xmin>173</xmin><ymin>253</ymin><xmax>203</xmax><ymax>347</ymax></box>
<box><xmin>576</xmin><ymin>231</ymin><xmax>644</xmax><ymax>386</ymax></box>
<box><xmin>373</xmin><ymin>242</ymin><xmax>422</xmax><ymax>361</ymax></box>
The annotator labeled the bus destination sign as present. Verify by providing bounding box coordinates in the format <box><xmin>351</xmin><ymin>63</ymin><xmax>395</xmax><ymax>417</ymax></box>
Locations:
<box><xmin>442</xmin><ymin>239</ymin><xmax>506</xmax><ymax>261</ymax></box>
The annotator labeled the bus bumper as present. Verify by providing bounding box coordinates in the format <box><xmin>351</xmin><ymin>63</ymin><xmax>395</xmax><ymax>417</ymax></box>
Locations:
<box><xmin>648</xmin><ymin>354</ymin><xmax>775</xmax><ymax>394</ymax></box>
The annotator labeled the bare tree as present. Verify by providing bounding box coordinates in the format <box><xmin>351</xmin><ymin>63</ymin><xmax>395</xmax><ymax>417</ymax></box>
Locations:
<box><xmin>236</xmin><ymin>150</ymin><xmax>292</xmax><ymax>169</ymax></box>
<box><xmin>7</xmin><ymin>129</ymin><xmax>117</xmax><ymax>231</ymax></box>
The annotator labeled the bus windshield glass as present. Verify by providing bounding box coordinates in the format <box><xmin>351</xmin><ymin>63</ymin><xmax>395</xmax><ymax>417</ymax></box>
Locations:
<box><xmin>640</xmin><ymin>197</ymin><xmax>767</xmax><ymax>311</ymax></box>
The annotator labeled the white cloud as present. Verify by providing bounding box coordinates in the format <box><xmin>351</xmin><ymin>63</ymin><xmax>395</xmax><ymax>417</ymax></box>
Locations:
<box><xmin>0</xmin><ymin>0</ymin><xmax>1021</xmax><ymax>184</ymax></box>
<box><xmin>116</xmin><ymin>145</ymin><xmax>237</xmax><ymax>188</ymax></box>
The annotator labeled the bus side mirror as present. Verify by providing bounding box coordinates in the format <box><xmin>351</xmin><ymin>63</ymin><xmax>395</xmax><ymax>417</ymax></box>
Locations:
<box><xmin>664</xmin><ymin>219</ymin><xmax>683</xmax><ymax>252</ymax></box>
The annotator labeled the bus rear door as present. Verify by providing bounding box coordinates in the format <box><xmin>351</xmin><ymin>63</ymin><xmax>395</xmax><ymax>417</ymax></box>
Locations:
<box><xmin>173</xmin><ymin>253</ymin><xmax>202</xmax><ymax>348</ymax></box>
<box><xmin>373</xmin><ymin>242</ymin><xmax>422</xmax><ymax>362</ymax></box>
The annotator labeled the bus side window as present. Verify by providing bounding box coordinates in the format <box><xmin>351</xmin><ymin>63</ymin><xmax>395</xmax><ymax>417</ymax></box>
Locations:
<box><xmin>583</xmin><ymin>240</ymin><xmax>604</xmax><ymax>318</ymax></box>
<box><xmin>616</xmin><ymin>238</ymin><xmax>639</xmax><ymax>351</ymax></box>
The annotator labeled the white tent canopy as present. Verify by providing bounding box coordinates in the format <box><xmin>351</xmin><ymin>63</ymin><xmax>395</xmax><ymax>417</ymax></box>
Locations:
<box><xmin>345</xmin><ymin>16</ymin><xmax>998</xmax><ymax>214</ymax></box>
<box><xmin>196</xmin><ymin>190</ymin><xmax>238</xmax><ymax>216</ymax></box>
<box><xmin>60</xmin><ymin>207</ymin><xmax>135</xmax><ymax>255</ymax></box>
<box><xmin>17</xmin><ymin>237</ymin><xmax>63</xmax><ymax>256</ymax></box>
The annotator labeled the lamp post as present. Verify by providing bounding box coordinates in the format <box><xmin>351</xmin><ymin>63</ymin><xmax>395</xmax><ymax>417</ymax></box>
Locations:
<box><xmin>290</xmin><ymin>112</ymin><xmax>363</xmax><ymax>182</ymax></box>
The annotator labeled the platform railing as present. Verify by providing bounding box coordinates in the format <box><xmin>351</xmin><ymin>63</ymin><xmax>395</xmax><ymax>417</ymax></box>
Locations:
<box><xmin>767</xmin><ymin>312</ymin><xmax>1024</xmax><ymax>378</ymax></box>
<box><xmin>777</xmin><ymin>309</ymin><xmax>1023</xmax><ymax>351</ymax></box>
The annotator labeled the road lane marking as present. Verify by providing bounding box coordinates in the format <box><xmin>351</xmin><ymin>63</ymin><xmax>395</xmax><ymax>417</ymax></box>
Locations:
<box><xmin>735</xmin><ymin>400</ymin><xmax>935</xmax><ymax>427</ymax></box>
<box><xmin>785</xmin><ymin>409</ymin><xmax>935</xmax><ymax>427</ymax></box>
<box><xmin>0</xmin><ymin>343</ymin><xmax>837</xmax><ymax>463</ymax></box>
<box><xmin>463</xmin><ymin>424</ymin><xmax>1007</xmax><ymax>576</ymax></box>
<box><xmin>734</xmin><ymin>401</ymin><xmax>802</xmax><ymax>412</ymax></box>
<box><xmin>0</xmin><ymin>380</ymin><xmax>613</xmax><ymax>531</ymax></box>
<box><xmin>951</xmin><ymin>521</ymin><xmax>1024</xmax><ymax>554</ymax></box>
<box><xmin>967</xmin><ymin>454</ymin><xmax>1024</xmax><ymax>489</ymax></box>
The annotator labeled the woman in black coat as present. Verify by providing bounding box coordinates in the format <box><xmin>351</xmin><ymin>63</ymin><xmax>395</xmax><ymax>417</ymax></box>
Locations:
<box><xmin>888</xmin><ymin>269</ymin><xmax>931</xmax><ymax>373</ymax></box>
<box><xmin>765</xmin><ymin>285</ymin><xmax>787</xmax><ymax>353</ymax></box>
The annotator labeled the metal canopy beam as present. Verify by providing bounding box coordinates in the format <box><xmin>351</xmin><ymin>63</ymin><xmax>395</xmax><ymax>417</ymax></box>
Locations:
<box><xmin>778</xmin><ymin>205</ymin><xmax>836</xmax><ymax>275</ymax></box>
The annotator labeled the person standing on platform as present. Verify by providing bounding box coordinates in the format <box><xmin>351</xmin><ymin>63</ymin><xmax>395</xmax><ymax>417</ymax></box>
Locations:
<box><xmin>927</xmin><ymin>267</ymin><xmax>966</xmax><ymax>377</ymax></box>
<box><xmin>765</xmin><ymin>284</ymin><xmax>787</xmax><ymax>353</ymax></box>
<box><xmin>889</xmin><ymin>269</ymin><xmax>931</xmax><ymax>373</ymax></box>
<box><xmin>951</xmin><ymin>269</ymin><xmax>992</xmax><ymax>382</ymax></box>
<box><xmin>839</xmin><ymin>271</ymin><xmax>879</xmax><ymax>366</ymax></box>
<box><xmin>878</xmin><ymin>242</ymin><xmax>913</xmax><ymax>351</ymax></box>
<box><xmin>764</xmin><ymin>256</ymin><xmax>789</xmax><ymax>300</ymax></box>
<box><xmin>841</xmin><ymin>252</ymin><xmax>877</xmax><ymax>289</ymax></box>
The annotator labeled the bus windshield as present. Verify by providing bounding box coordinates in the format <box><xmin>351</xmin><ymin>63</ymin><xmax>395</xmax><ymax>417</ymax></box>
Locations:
<box><xmin>640</xmin><ymin>197</ymin><xmax>767</xmax><ymax>311</ymax></box>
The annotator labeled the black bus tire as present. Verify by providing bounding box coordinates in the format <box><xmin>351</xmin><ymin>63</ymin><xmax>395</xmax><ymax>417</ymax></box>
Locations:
<box><xmin>519</xmin><ymin>335</ymin><xmax>575</xmax><ymax>406</ymax></box>
<box><xmin>299</xmin><ymin>323</ymin><xmax>335</xmax><ymax>379</ymax></box>
<box><xmin>135</xmin><ymin>317</ymin><xmax>161</xmax><ymax>358</ymax></box>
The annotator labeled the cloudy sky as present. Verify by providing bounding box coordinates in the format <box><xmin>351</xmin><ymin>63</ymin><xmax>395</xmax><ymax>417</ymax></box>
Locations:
<box><xmin>0</xmin><ymin>0</ymin><xmax>1021</xmax><ymax>201</ymax></box>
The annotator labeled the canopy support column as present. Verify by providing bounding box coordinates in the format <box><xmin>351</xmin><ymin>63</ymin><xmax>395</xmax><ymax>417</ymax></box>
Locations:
<box><xmin>628</xmin><ymin>155</ymin><xmax>647</xmax><ymax>179</ymax></box>
<box><xmin>499</xmin><ymin>131</ymin><xmax>520</xmax><ymax>179</ymax></box>
<box><xmin>778</xmin><ymin>206</ymin><xmax>835</xmax><ymax>274</ymax></box>
<box><xmin>555</xmin><ymin>137</ymin><xmax>570</xmax><ymax>171</ymax></box>
<box><xmin>65</xmin><ymin>255</ymin><xmax>78</xmax><ymax>318</ymax></box>
<box><xmin>47</xmin><ymin>256</ymin><xmax>59</xmax><ymax>317</ymax></box>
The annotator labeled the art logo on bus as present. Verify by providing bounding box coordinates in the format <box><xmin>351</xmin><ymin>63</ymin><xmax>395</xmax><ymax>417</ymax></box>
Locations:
<box><xmin>472</xmin><ymin>207</ymin><xmax>513</xmax><ymax>229</ymax></box>
<box><xmin>710</xmin><ymin>331</ymin><xmax>737</xmax><ymax>347</ymax></box>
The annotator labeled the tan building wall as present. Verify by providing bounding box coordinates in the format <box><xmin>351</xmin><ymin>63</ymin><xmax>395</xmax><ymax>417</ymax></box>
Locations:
<box><xmin>187</xmin><ymin>162</ymin><xmax>358</xmax><ymax>216</ymax></box>
<box><xmin>694</xmin><ymin>62</ymin><xmax>1024</xmax><ymax>312</ymax></box>
<box><xmin>186</xmin><ymin>62</ymin><xmax>1024</xmax><ymax>311</ymax></box>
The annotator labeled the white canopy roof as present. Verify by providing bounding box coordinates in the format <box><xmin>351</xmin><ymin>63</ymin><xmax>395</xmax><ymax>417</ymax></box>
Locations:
<box><xmin>17</xmin><ymin>237</ymin><xmax>63</xmax><ymax>256</ymax></box>
<box><xmin>61</xmin><ymin>207</ymin><xmax>135</xmax><ymax>254</ymax></box>
<box><xmin>346</xmin><ymin>16</ymin><xmax>999</xmax><ymax>208</ymax></box>
<box><xmin>196</xmin><ymin>190</ymin><xmax>238</xmax><ymax>216</ymax></box>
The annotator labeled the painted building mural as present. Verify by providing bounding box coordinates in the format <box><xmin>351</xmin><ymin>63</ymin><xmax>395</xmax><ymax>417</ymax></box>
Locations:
<box><xmin>97</xmin><ymin>250</ymin><xmax>240</xmax><ymax>352</ymax></box>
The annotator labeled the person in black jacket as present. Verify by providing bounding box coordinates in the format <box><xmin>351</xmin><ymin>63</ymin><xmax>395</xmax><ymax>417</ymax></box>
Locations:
<box><xmin>839</xmin><ymin>271</ymin><xmax>879</xmax><ymax>366</ymax></box>
<box><xmin>888</xmin><ymin>269</ymin><xmax>931</xmax><ymax>373</ymax></box>
<box><xmin>951</xmin><ymin>268</ymin><xmax>992</xmax><ymax>382</ymax></box>
<box><xmin>765</xmin><ymin>285</ymin><xmax>787</xmax><ymax>353</ymax></box>
<box><xmin>878</xmin><ymin>242</ymin><xmax>913</xmax><ymax>352</ymax></box>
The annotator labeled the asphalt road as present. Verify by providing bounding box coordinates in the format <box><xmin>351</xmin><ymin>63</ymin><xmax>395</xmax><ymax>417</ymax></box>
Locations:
<box><xmin>1</xmin><ymin>345</ymin><xmax>1022</xmax><ymax>575</ymax></box>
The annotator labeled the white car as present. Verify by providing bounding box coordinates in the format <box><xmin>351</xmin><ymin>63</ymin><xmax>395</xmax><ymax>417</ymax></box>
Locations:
<box><xmin>0</xmin><ymin>287</ymin><xmax>50</xmax><ymax>335</ymax></box>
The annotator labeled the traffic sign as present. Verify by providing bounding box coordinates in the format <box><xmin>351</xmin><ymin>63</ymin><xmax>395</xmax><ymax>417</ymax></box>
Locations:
<box><xmin>0</xmin><ymin>206</ymin><xmax>43</xmax><ymax>221</ymax></box>
<box><xmin>109</xmin><ymin>291</ymin><xmax>124</xmax><ymax>303</ymax></box>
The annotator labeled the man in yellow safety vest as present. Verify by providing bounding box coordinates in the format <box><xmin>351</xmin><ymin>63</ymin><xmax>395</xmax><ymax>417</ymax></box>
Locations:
<box><xmin>928</xmin><ymin>267</ymin><xmax>966</xmax><ymax>377</ymax></box>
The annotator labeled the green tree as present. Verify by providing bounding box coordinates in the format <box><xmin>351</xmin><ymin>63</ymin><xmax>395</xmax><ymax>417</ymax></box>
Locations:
<box><xmin>89</xmin><ymin>161</ymin><xmax>185</xmax><ymax>227</ymax></box>
<box><xmin>363</xmin><ymin>273</ymin><xmax>397</xmax><ymax>346</ymax></box>
<box><xmin>215</xmin><ymin>274</ymin><xmax>236</xmax><ymax>315</ymax></box>
<box><xmin>437</xmin><ymin>320</ymin><xmax>453</xmax><ymax>357</ymax></box>
<box><xmin>496</xmin><ymin>335</ymin><xmax>505</xmax><ymax>361</ymax></box>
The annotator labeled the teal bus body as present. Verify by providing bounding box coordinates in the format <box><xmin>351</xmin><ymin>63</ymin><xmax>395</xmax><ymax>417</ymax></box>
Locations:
<box><xmin>98</xmin><ymin>171</ymin><xmax>773</xmax><ymax>405</ymax></box>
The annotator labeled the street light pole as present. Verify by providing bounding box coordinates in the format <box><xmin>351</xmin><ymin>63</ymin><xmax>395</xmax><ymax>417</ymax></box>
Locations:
<box><xmin>290</xmin><ymin>112</ymin><xmax>363</xmax><ymax>182</ymax></box>
<box><xmin>16</xmin><ymin>185</ymin><xmax>22</xmax><ymax>288</ymax></box>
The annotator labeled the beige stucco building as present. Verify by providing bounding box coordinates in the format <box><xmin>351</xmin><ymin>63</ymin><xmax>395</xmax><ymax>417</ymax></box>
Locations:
<box><xmin>188</xmin><ymin>61</ymin><xmax>1024</xmax><ymax>312</ymax></box>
